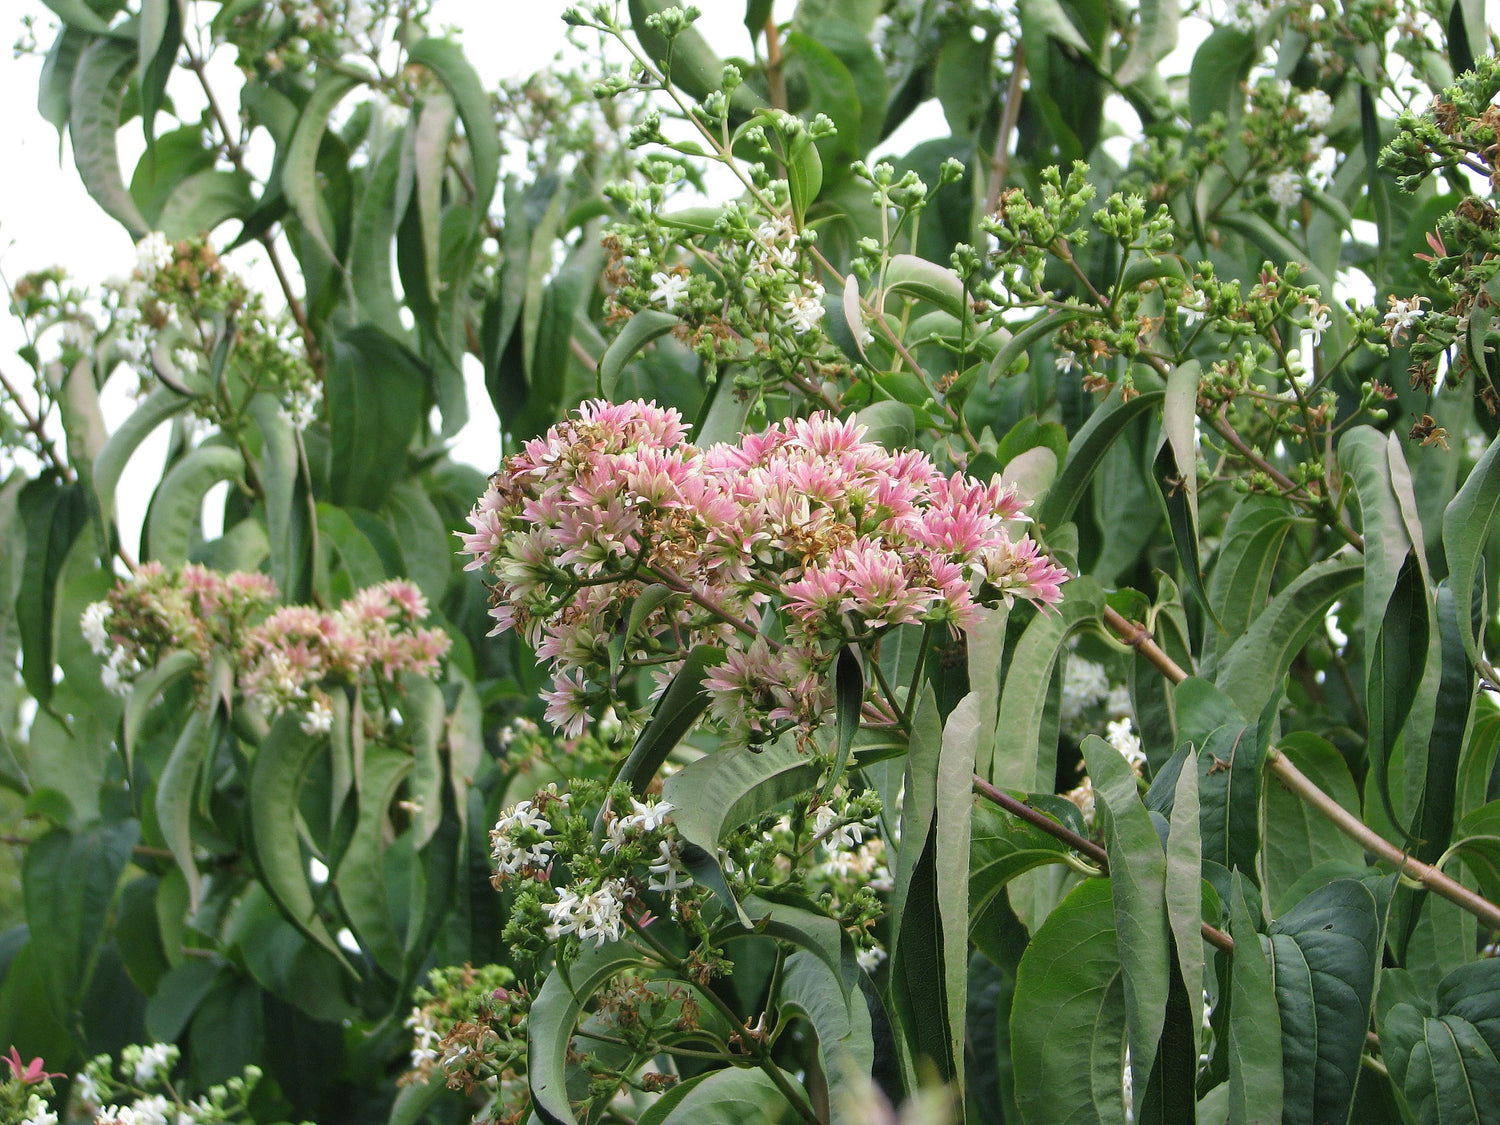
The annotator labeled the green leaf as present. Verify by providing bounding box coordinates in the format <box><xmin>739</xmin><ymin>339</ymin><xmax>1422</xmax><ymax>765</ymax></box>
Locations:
<box><xmin>1036</xmin><ymin>388</ymin><xmax>1165</xmax><ymax>533</ymax></box>
<box><xmin>405</xmin><ymin>36</ymin><xmax>500</xmax><ymax>217</ymax></box>
<box><xmin>1082</xmin><ymin>734</ymin><xmax>1171</xmax><ymax>1107</ymax></box>
<box><xmin>38</xmin><ymin>27</ymin><xmax>90</xmax><ymax>135</ymax></box>
<box><xmin>246</xmin><ymin>713</ymin><xmax>354</xmax><ymax>974</ymax></box>
<box><xmin>663</xmin><ymin>741</ymin><xmax>821</xmax><ymax>925</ymax></box>
<box><xmin>1266</xmin><ymin>879</ymin><xmax>1381</xmax><ymax>1125</ymax></box>
<box><xmin>1213</xmin><ymin>551</ymin><xmax>1362</xmax><ymax>717</ymax></box>
<box><xmin>16</xmin><ymin>478</ymin><xmax>90</xmax><ymax>706</ymax></box>
<box><xmin>1261</xmin><ymin>733</ymin><xmax>1364</xmax><ymax>915</ymax></box>
<box><xmin>1446</xmin><ymin>799</ymin><xmax>1500</xmax><ymax>905</ymax></box>
<box><xmin>786</xmin><ymin>131</ymin><xmax>823</xmax><ymax>225</ymax></box>
<box><xmin>986</xmin><ymin>306</ymin><xmax>1091</xmax><ymax>385</ymax></box>
<box><xmin>882</xmin><ymin>255</ymin><xmax>967</xmax><ymax>319</ymax></box>
<box><xmin>968</xmin><ymin>798</ymin><xmax>1072</xmax><ymax>922</ymax></box>
<box><xmin>146</xmin><ymin>444</ymin><xmax>246</xmax><ymax>564</ymax></box>
<box><xmin>1443</xmin><ymin>430</ymin><xmax>1500</xmax><ymax>667</ymax></box>
<box><xmin>1165</xmin><ymin>761</ymin><xmax>1204</xmax><ymax>1063</ymax></box>
<box><xmin>325</xmin><ymin>326</ymin><xmax>428</xmax><ymax>510</ymax></box>
<box><xmin>154</xmin><ymin>707</ymin><xmax>216</xmax><ymax>912</ymax></box>
<box><xmin>820</xmin><ymin>646</ymin><xmax>863</xmax><ymax>801</ymax></box>
<box><xmin>1227</xmin><ymin>878</ymin><xmax>1283</xmax><ymax>1125</ymax></box>
<box><xmin>334</xmin><ymin>744</ymin><xmax>411</xmax><ymax>977</ymax></box>
<box><xmin>599</xmin><ymin>310</ymin><xmax>680</xmax><ymax>400</ymax></box>
<box><xmin>778</xmin><ymin>947</ymin><xmax>875</xmax><ymax>1125</ymax></box>
<box><xmin>628</xmin><ymin>0</ymin><xmax>765</xmax><ymax>109</ymax></box>
<box><xmin>246</xmin><ymin>394</ymin><xmax>306</xmax><ymax>601</ymax></box>
<box><xmin>641</xmin><ymin>1067</ymin><xmax>803</xmax><ymax>1124</ymax></box>
<box><xmin>854</xmin><ymin>401</ymin><xmax>915</xmax><ymax>450</ymax></box>
<box><xmin>1116</xmin><ymin>0</ymin><xmax>1179</xmax><ymax>85</ymax></box>
<box><xmin>618</xmin><ymin>644</ymin><xmax>725</xmax><ymax>792</ymax></box>
<box><xmin>69</xmin><ymin>37</ymin><xmax>148</xmax><ymax>236</ymax></box>
<box><xmin>1188</xmin><ymin>27</ymin><xmax>1254</xmax><ymax>125</ymax></box>
<box><xmin>42</xmin><ymin>0</ymin><xmax>128</xmax><ymax>38</ymax></box>
<box><xmin>157</xmin><ymin>169</ymin><xmax>254</xmax><ymax>239</ymax></box>
<box><xmin>1410</xmin><ymin>582</ymin><xmax>1475</xmax><ymax>865</ymax></box>
<box><xmin>1011</xmin><ymin>878</ymin><xmax>1131</xmax><ymax>1124</ymax></box>
<box><xmin>407</xmin><ymin>91</ymin><xmax>454</xmax><ymax>309</ymax></box>
<box><xmin>282</xmin><ymin>71</ymin><xmax>362</xmax><ymax>258</ymax></box>
<box><xmin>529</xmin><ymin>941</ymin><xmax>647</xmax><ymax>1125</ymax></box>
<box><xmin>94</xmin><ymin>385</ymin><xmax>194</xmax><ymax>520</ymax></box>
<box><xmin>1382</xmin><ymin>960</ymin><xmax>1500</xmax><ymax>1125</ymax></box>
<box><xmin>1203</xmin><ymin>495</ymin><xmax>1297</xmax><ymax>667</ymax></box>
<box><xmin>123</xmin><ymin>648</ymin><xmax>199</xmax><ymax>774</ymax></box>
<box><xmin>23</xmin><ymin>820</ymin><xmax>139</xmax><ymax>1023</ymax></box>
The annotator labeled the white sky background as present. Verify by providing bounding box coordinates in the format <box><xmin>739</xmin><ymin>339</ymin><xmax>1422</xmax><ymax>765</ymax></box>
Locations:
<box><xmin>0</xmin><ymin>1</ymin><xmax>800</xmax><ymax>549</ymax></box>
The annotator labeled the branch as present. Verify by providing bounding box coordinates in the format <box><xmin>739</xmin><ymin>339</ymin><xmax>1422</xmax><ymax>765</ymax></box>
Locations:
<box><xmin>972</xmin><ymin>773</ymin><xmax>1235</xmax><ymax>954</ymax></box>
<box><xmin>0</xmin><ymin>366</ymin><xmax>74</xmax><ymax>482</ymax></box>
<box><xmin>1102</xmin><ymin>605</ymin><xmax>1186</xmax><ymax>684</ymax></box>
<box><xmin>1266</xmin><ymin>748</ymin><xmax>1500</xmax><ymax>931</ymax></box>
<box><xmin>983</xmin><ymin>42</ymin><xmax>1026</xmax><ymax>217</ymax></box>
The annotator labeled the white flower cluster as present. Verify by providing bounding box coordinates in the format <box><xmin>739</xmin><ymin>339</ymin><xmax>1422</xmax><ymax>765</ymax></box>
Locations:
<box><xmin>1267</xmin><ymin>168</ymin><xmax>1303</xmax><ymax>210</ymax></box>
<box><xmin>278</xmin><ymin>380</ymin><xmax>324</xmax><ymax>430</ymax></box>
<box><xmin>1384</xmin><ymin>295</ymin><xmax>1428</xmax><ymax>343</ymax></box>
<box><xmin>19</xmin><ymin>1094</ymin><xmax>56</xmax><ymax>1125</ymax></box>
<box><xmin>545</xmin><ymin>876</ymin><xmax>631</xmax><ymax>946</ymax></box>
<box><xmin>405</xmin><ymin>1005</ymin><xmax>442</xmax><ymax>1070</ymax></box>
<box><xmin>82</xmin><ymin>601</ymin><xmax>145</xmax><ymax>697</ymax></box>
<box><xmin>490</xmin><ymin>795</ymin><xmax>564</xmax><ymax>877</ymax></box>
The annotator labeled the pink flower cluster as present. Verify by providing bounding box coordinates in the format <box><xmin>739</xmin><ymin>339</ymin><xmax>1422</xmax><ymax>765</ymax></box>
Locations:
<box><xmin>460</xmin><ymin>399</ymin><xmax>1067</xmax><ymax>743</ymax></box>
<box><xmin>84</xmin><ymin>566</ymin><xmax>450</xmax><ymax>733</ymax></box>
<box><xmin>239</xmin><ymin>580</ymin><xmax>451</xmax><ymax>730</ymax></box>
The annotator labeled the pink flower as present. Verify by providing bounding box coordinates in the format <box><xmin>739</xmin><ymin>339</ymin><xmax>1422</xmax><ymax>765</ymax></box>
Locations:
<box><xmin>3</xmin><ymin>1046</ymin><xmax>63</xmax><ymax>1085</ymax></box>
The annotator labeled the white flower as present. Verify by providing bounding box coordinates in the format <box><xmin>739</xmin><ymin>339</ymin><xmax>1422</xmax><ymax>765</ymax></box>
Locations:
<box><xmin>1065</xmin><ymin>776</ymin><xmax>1096</xmax><ymax>828</ymax></box>
<box><xmin>856</xmin><ymin>944</ymin><xmax>887</xmax><ymax>973</ymax></box>
<box><xmin>1061</xmin><ymin>658</ymin><xmax>1109</xmax><ymax>722</ymax></box>
<box><xmin>1105</xmin><ymin>683</ymin><xmax>1133</xmax><ymax>719</ymax></box>
<box><xmin>1306</xmin><ymin>302</ymin><xmax>1331</xmax><ymax>347</ymax></box>
<box><xmin>1106</xmin><ymin>717</ymin><xmax>1146</xmax><ymax>770</ymax></box>
<box><xmin>278</xmin><ymin>381</ymin><xmax>323</xmax><ymax>430</ymax></box>
<box><xmin>574</xmin><ymin>878</ymin><xmax>629</xmax><ymax>947</ymax></box>
<box><xmin>1384</xmin><ymin>295</ymin><xmax>1428</xmax><ymax>343</ymax></box>
<box><xmin>135</xmin><ymin>232</ymin><xmax>173</xmax><ymax>278</ymax></box>
<box><xmin>544</xmin><ymin>887</ymin><xmax>582</xmax><ymax>940</ymax></box>
<box><xmin>20</xmin><ymin>1094</ymin><xmax>57</xmax><ymax>1125</ymax></box>
<box><xmin>74</xmin><ymin>1071</ymin><xmax>102</xmax><ymax>1110</ymax></box>
<box><xmin>299</xmin><ymin>695</ymin><xmax>334</xmax><ymax>735</ymax></box>
<box><xmin>1267</xmin><ymin>169</ymin><xmax>1303</xmax><ymax>210</ymax></box>
<box><xmin>648</xmin><ymin>271</ymin><xmax>689</xmax><ymax>312</ymax></box>
<box><xmin>1055</xmin><ymin>347</ymin><xmax>1079</xmax><ymax>372</ymax></box>
<box><xmin>1296</xmin><ymin>89</ymin><xmax>1334</xmax><ymax>131</ymax></box>
<box><xmin>1179</xmin><ymin>289</ymin><xmax>1208</xmax><ymax>328</ymax></box>
<box><xmin>102</xmin><ymin>645</ymin><xmax>144</xmax><ymax>698</ymax></box>
<box><xmin>812</xmin><ymin>803</ymin><xmax>864</xmax><ymax>851</ymax></box>
<box><xmin>782</xmin><ymin>285</ymin><xmax>826</xmax><ymax>334</ymax></box>
<box><xmin>81</xmin><ymin>601</ymin><xmax>112</xmax><ymax>656</ymax></box>
<box><xmin>128</xmin><ymin>1094</ymin><xmax>171</xmax><ymax>1125</ymax></box>
<box><xmin>622</xmin><ymin>798</ymin><xmax>674</xmax><ymax>834</ymax></box>
<box><xmin>647</xmin><ymin>839</ymin><xmax>693</xmax><ymax>892</ymax></box>
<box><xmin>132</xmin><ymin>1043</ymin><xmax>176</xmax><ymax>1086</ymax></box>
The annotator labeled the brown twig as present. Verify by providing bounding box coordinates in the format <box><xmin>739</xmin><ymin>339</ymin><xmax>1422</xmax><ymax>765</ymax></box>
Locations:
<box><xmin>984</xmin><ymin>42</ymin><xmax>1026</xmax><ymax>217</ymax></box>
<box><xmin>0</xmin><ymin>366</ymin><xmax>75</xmax><ymax>482</ymax></box>
<box><xmin>1266</xmin><ymin>748</ymin><xmax>1500</xmax><ymax>931</ymax></box>
<box><xmin>972</xmin><ymin>773</ymin><xmax>1236</xmax><ymax>953</ymax></box>
<box><xmin>1102</xmin><ymin>605</ymin><xmax>1187</xmax><ymax>684</ymax></box>
<box><xmin>763</xmin><ymin>18</ymin><xmax>787</xmax><ymax>111</ymax></box>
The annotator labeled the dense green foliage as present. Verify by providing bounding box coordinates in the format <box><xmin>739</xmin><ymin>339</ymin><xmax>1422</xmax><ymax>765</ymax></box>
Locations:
<box><xmin>6</xmin><ymin>0</ymin><xmax>1500</xmax><ymax>1123</ymax></box>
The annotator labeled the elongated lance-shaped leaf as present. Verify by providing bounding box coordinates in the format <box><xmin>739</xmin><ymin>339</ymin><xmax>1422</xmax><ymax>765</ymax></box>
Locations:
<box><xmin>247</xmin><ymin>394</ymin><xmax>307</xmax><ymax>602</ymax></box>
<box><xmin>1368</xmin><ymin>555</ymin><xmax>1430</xmax><ymax>841</ymax></box>
<box><xmin>528</xmin><ymin>942</ymin><xmax>647</xmax><ymax>1125</ymax></box>
<box><xmin>1201</xmin><ymin>494</ymin><xmax>1298</xmax><ymax>674</ymax></box>
<box><xmin>819</xmin><ymin>646</ymin><xmax>864</xmax><ymax>802</ymax></box>
<box><xmin>1265</xmin><ymin>879</ymin><xmax>1380</xmax><ymax>1125</ymax></box>
<box><xmin>599</xmin><ymin>310</ymin><xmax>680</xmax><ymax>400</ymax></box>
<box><xmin>246</xmin><ymin>713</ymin><xmax>355</xmax><ymax>976</ymax></box>
<box><xmin>1409</xmin><ymin>581</ymin><xmax>1477</xmax><ymax>865</ymax></box>
<box><xmin>122</xmin><ymin>649</ymin><xmax>199</xmax><ymax>775</ymax></box>
<box><xmin>882</xmin><ymin>254</ymin><xmax>968</xmax><ymax>319</ymax></box>
<box><xmin>1260</xmin><ymin>733</ymin><xmax>1364</xmax><ymax>913</ymax></box>
<box><xmin>618</xmin><ymin>644</ymin><xmax>725</xmax><ymax>793</ymax></box>
<box><xmin>154</xmin><ymin>706</ymin><xmax>222</xmax><ymax>913</ymax></box>
<box><xmin>69</xmin><ymin>36</ymin><xmax>147</xmax><ymax>237</ymax></box>
<box><xmin>93</xmin><ymin>385</ymin><xmax>194</xmax><ymax>520</ymax></box>
<box><xmin>1165</xmin><ymin>761</ymin><xmax>1205</xmax><ymax>1063</ymax></box>
<box><xmin>1444</xmin><ymin>431</ymin><xmax>1500</xmax><ymax>667</ymax></box>
<box><xmin>350</xmin><ymin>140</ymin><xmax>405</xmax><ymax>326</ymax></box>
<box><xmin>1381</xmin><ymin>959</ymin><xmax>1500</xmax><ymax>1125</ymax></box>
<box><xmin>778</xmin><ymin>948</ymin><xmax>876</xmax><ymax>1125</ymax></box>
<box><xmin>1036</xmin><ymin>388</ymin><xmax>1165</xmax><ymax>532</ymax></box>
<box><xmin>146</xmin><ymin>444</ymin><xmax>246</xmax><ymax>565</ymax></box>
<box><xmin>1082</xmin><ymin>734</ymin><xmax>1171</xmax><ymax>1114</ymax></box>
<box><xmin>638</xmin><ymin>1067</ymin><xmax>805</xmax><ymax>1124</ymax></box>
<box><xmin>17</xmin><ymin>477</ymin><xmax>90</xmax><ymax>707</ymax></box>
<box><xmin>664</xmin><ymin>741</ymin><xmax>821</xmax><ymax>926</ymax></box>
<box><xmin>987</xmin><ymin>306</ymin><xmax>1091</xmax><ymax>384</ymax></box>
<box><xmin>325</xmin><ymin>326</ymin><xmax>428</xmax><ymax>511</ymax></box>
<box><xmin>282</xmin><ymin>70</ymin><xmax>362</xmax><ymax>259</ymax></box>
<box><xmin>405</xmin><ymin>36</ymin><xmax>500</xmax><ymax>217</ymax></box>
<box><xmin>408</xmin><ymin>90</ymin><xmax>454</xmax><ymax>309</ymax></box>
<box><xmin>1213</xmin><ymin>551</ymin><xmax>1362</xmax><ymax>716</ymax></box>
<box><xmin>334</xmin><ymin>744</ymin><xmax>411</xmax><ymax>978</ymax></box>
<box><xmin>968</xmin><ymin>798</ymin><xmax>1072</xmax><ymax>921</ymax></box>
<box><xmin>1011</xmin><ymin>878</ymin><xmax>1131</xmax><ymax>1123</ymax></box>
<box><xmin>1227</xmin><ymin>877</ymin><xmax>1283</xmax><ymax>1125</ymax></box>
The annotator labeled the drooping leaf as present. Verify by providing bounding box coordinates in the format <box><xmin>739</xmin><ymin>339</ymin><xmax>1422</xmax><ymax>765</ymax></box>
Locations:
<box><xmin>778</xmin><ymin>947</ymin><xmax>876</xmax><ymax>1125</ymax></box>
<box><xmin>16</xmin><ymin>477</ymin><xmax>90</xmax><ymax>706</ymax></box>
<box><xmin>1082</xmin><ymin>734</ymin><xmax>1171</xmax><ymax>1110</ymax></box>
<box><xmin>282</xmin><ymin>71</ymin><xmax>362</xmax><ymax>258</ymax></box>
<box><xmin>23</xmin><ymin>820</ymin><xmax>140</xmax><ymax>1023</ymax></box>
<box><xmin>1036</xmin><ymin>388</ymin><xmax>1165</xmax><ymax>533</ymax></box>
<box><xmin>145</xmin><ymin>444</ymin><xmax>246</xmax><ymax>565</ymax></box>
<box><xmin>882</xmin><ymin>255</ymin><xmax>968</xmax><ymax>319</ymax></box>
<box><xmin>638</xmin><ymin>1066</ymin><xmax>804</xmax><ymax>1124</ymax></box>
<box><xmin>1227</xmin><ymin>877</ymin><xmax>1284</xmax><ymax>1125</ymax></box>
<box><xmin>1443</xmin><ymin>430</ymin><xmax>1500</xmax><ymax>666</ymax></box>
<box><xmin>325</xmin><ymin>326</ymin><xmax>428</xmax><ymax>510</ymax></box>
<box><xmin>153</xmin><ymin>707</ymin><xmax>215</xmax><ymax>912</ymax></box>
<box><xmin>599</xmin><ymin>310</ymin><xmax>680</xmax><ymax>400</ymax></box>
<box><xmin>528</xmin><ymin>942</ymin><xmax>647</xmax><ymax>1125</ymax></box>
<box><xmin>618</xmin><ymin>644</ymin><xmax>725</xmax><ymax>792</ymax></box>
<box><xmin>1261</xmin><ymin>733</ymin><xmax>1364</xmax><ymax>914</ymax></box>
<box><xmin>968</xmin><ymin>798</ymin><xmax>1073</xmax><ymax>922</ymax></box>
<box><xmin>69</xmin><ymin>37</ymin><xmax>147</xmax><ymax>236</ymax></box>
<box><xmin>1265</xmin><ymin>879</ymin><xmax>1381</xmax><ymax>1125</ymax></box>
<box><xmin>1213</xmin><ymin>552</ymin><xmax>1362</xmax><ymax>717</ymax></box>
<box><xmin>335</xmin><ymin>744</ymin><xmax>412</xmax><ymax>977</ymax></box>
<box><xmin>405</xmin><ymin>36</ymin><xmax>500</xmax><ymax>217</ymax></box>
<box><xmin>1011</xmin><ymin>878</ymin><xmax>1131</xmax><ymax>1124</ymax></box>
